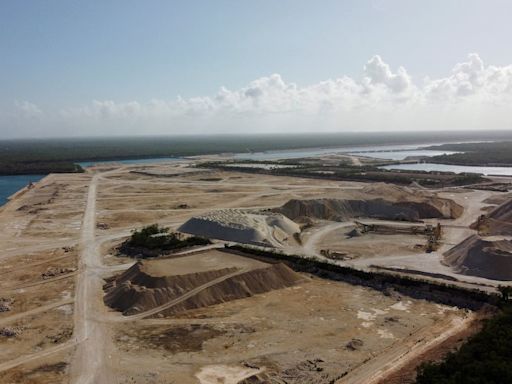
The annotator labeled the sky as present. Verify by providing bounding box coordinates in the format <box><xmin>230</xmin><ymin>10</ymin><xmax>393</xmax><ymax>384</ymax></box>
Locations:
<box><xmin>1</xmin><ymin>0</ymin><xmax>512</xmax><ymax>138</ymax></box>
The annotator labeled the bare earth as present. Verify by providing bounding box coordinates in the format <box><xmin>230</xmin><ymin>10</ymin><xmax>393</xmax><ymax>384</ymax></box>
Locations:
<box><xmin>0</xmin><ymin>159</ymin><xmax>508</xmax><ymax>383</ymax></box>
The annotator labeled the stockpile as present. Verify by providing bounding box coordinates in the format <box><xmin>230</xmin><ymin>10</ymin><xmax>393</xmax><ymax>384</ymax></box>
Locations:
<box><xmin>178</xmin><ymin>209</ymin><xmax>300</xmax><ymax>246</ymax></box>
<box><xmin>477</xmin><ymin>199</ymin><xmax>512</xmax><ymax>236</ymax></box>
<box><xmin>444</xmin><ymin>234</ymin><xmax>512</xmax><ymax>280</ymax></box>
<box><xmin>104</xmin><ymin>259</ymin><xmax>303</xmax><ymax>316</ymax></box>
<box><xmin>276</xmin><ymin>197</ymin><xmax>461</xmax><ymax>223</ymax></box>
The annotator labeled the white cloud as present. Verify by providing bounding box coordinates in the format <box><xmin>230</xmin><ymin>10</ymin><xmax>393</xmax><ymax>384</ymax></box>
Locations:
<box><xmin>363</xmin><ymin>55</ymin><xmax>412</xmax><ymax>93</ymax></box>
<box><xmin>424</xmin><ymin>53</ymin><xmax>512</xmax><ymax>103</ymax></box>
<box><xmin>3</xmin><ymin>53</ymin><xmax>512</xmax><ymax>137</ymax></box>
<box><xmin>14</xmin><ymin>100</ymin><xmax>43</xmax><ymax>119</ymax></box>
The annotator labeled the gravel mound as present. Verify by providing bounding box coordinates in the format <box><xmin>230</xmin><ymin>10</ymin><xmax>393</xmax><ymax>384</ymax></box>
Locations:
<box><xmin>444</xmin><ymin>234</ymin><xmax>512</xmax><ymax>280</ymax></box>
<box><xmin>104</xmin><ymin>258</ymin><xmax>303</xmax><ymax>316</ymax></box>
<box><xmin>481</xmin><ymin>199</ymin><xmax>512</xmax><ymax>235</ymax></box>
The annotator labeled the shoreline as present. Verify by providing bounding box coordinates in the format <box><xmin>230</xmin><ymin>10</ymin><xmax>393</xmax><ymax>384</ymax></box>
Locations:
<box><xmin>0</xmin><ymin>174</ymin><xmax>48</xmax><ymax>210</ymax></box>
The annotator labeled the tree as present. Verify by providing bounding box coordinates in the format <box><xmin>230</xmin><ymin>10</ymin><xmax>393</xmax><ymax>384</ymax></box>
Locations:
<box><xmin>498</xmin><ymin>285</ymin><xmax>512</xmax><ymax>302</ymax></box>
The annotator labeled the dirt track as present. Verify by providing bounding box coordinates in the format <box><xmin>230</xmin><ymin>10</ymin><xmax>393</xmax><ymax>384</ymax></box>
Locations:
<box><xmin>337</xmin><ymin>312</ymin><xmax>474</xmax><ymax>384</ymax></box>
<box><xmin>69</xmin><ymin>173</ymin><xmax>114</xmax><ymax>384</ymax></box>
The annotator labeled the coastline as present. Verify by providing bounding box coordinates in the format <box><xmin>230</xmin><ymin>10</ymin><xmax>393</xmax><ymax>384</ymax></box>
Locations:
<box><xmin>0</xmin><ymin>174</ymin><xmax>47</xmax><ymax>210</ymax></box>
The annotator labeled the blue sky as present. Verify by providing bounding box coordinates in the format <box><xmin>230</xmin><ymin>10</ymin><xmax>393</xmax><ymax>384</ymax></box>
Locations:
<box><xmin>1</xmin><ymin>0</ymin><xmax>512</xmax><ymax>137</ymax></box>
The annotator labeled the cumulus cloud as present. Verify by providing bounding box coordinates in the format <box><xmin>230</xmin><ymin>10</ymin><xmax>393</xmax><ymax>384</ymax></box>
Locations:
<box><xmin>3</xmin><ymin>53</ymin><xmax>512</xmax><ymax>137</ymax></box>
<box><xmin>424</xmin><ymin>53</ymin><xmax>512</xmax><ymax>103</ymax></box>
<box><xmin>363</xmin><ymin>55</ymin><xmax>412</xmax><ymax>93</ymax></box>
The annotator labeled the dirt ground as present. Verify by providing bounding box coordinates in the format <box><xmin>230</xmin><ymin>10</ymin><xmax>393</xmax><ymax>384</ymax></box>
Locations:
<box><xmin>110</xmin><ymin>275</ymin><xmax>467</xmax><ymax>384</ymax></box>
<box><xmin>314</xmin><ymin>224</ymin><xmax>426</xmax><ymax>259</ymax></box>
<box><xmin>0</xmin><ymin>160</ymin><xmax>507</xmax><ymax>383</ymax></box>
<box><xmin>140</xmin><ymin>250</ymin><xmax>267</xmax><ymax>276</ymax></box>
<box><xmin>0</xmin><ymin>174</ymin><xmax>86</xmax><ymax>383</ymax></box>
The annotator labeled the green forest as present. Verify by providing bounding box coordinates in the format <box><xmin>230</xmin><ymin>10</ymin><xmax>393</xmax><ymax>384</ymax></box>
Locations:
<box><xmin>2</xmin><ymin>134</ymin><xmax>512</xmax><ymax>175</ymax></box>
<box><xmin>428</xmin><ymin>141</ymin><xmax>512</xmax><ymax>166</ymax></box>
<box><xmin>1</xmin><ymin>132</ymin><xmax>511</xmax><ymax>163</ymax></box>
<box><xmin>0</xmin><ymin>161</ymin><xmax>83</xmax><ymax>175</ymax></box>
<box><xmin>416</xmin><ymin>303</ymin><xmax>512</xmax><ymax>384</ymax></box>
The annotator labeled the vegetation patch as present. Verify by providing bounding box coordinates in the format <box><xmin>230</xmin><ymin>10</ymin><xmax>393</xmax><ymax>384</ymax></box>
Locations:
<box><xmin>118</xmin><ymin>224</ymin><xmax>211</xmax><ymax>258</ymax></box>
<box><xmin>200</xmin><ymin>161</ymin><xmax>486</xmax><ymax>187</ymax></box>
<box><xmin>225</xmin><ymin>245</ymin><xmax>498</xmax><ymax>310</ymax></box>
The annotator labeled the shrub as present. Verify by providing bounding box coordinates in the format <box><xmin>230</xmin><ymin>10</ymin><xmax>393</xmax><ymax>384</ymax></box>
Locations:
<box><xmin>124</xmin><ymin>224</ymin><xmax>210</xmax><ymax>256</ymax></box>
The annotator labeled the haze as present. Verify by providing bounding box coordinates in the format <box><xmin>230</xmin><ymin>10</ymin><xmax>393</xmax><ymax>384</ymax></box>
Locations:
<box><xmin>1</xmin><ymin>0</ymin><xmax>512</xmax><ymax>138</ymax></box>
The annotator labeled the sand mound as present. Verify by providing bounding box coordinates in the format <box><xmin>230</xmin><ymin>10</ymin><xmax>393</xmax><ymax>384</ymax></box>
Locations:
<box><xmin>178</xmin><ymin>209</ymin><xmax>300</xmax><ymax>246</ymax></box>
<box><xmin>276</xmin><ymin>198</ymin><xmax>458</xmax><ymax>223</ymax></box>
<box><xmin>444</xmin><ymin>234</ymin><xmax>512</xmax><ymax>280</ymax></box>
<box><xmin>104</xmin><ymin>257</ymin><xmax>303</xmax><ymax>316</ymax></box>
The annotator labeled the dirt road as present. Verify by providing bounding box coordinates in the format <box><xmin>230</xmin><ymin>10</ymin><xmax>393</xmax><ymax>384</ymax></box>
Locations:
<box><xmin>0</xmin><ymin>340</ymin><xmax>76</xmax><ymax>373</ymax></box>
<box><xmin>69</xmin><ymin>173</ymin><xmax>116</xmax><ymax>384</ymax></box>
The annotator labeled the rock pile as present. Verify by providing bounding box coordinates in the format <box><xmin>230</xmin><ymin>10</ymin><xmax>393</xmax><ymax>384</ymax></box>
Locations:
<box><xmin>0</xmin><ymin>327</ymin><xmax>22</xmax><ymax>337</ymax></box>
<box><xmin>42</xmin><ymin>267</ymin><xmax>76</xmax><ymax>279</ymax></box>
<box><xmin>0</xmin><ymin>298</ymin><xmax>13</xmax><ymax>312</ymax></box>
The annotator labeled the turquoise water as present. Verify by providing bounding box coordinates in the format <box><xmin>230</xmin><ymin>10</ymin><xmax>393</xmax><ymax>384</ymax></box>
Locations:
<box><xmin>0</xmin><ymin>174</ymin><xmax>45</xmax><ymax>206</ymax></box>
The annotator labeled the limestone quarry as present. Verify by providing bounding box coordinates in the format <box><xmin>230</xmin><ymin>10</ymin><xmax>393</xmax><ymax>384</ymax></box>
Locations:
<box><xmin>0</xmin><ymin>158</ymin><xmax>510</xmax><ymax>384</ymax></box>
